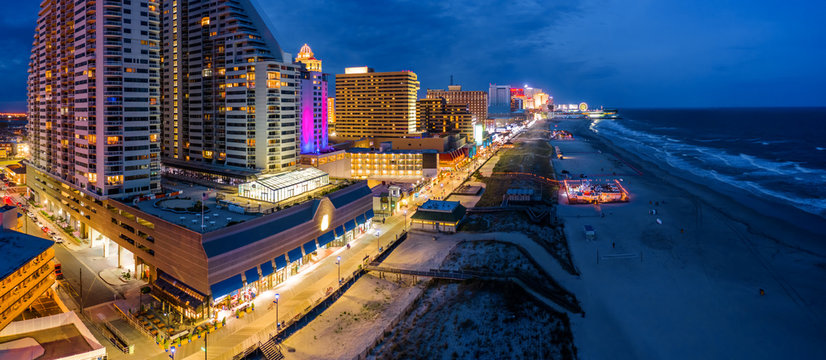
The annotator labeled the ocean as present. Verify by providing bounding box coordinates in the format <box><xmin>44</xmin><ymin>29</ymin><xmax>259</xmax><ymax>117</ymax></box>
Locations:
<box><xmin>589</xmin><ymin>108</ymin><xmax>826</xmax><ymax>218</ymax></box>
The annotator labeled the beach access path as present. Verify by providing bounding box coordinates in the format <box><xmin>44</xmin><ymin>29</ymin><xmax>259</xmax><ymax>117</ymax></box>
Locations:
<box><xmin>550</xmin><ymin>118</ymin><xmax>826</xmax><ymax>359</ymax></box>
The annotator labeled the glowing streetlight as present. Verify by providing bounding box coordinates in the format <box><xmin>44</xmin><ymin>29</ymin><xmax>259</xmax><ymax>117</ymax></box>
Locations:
<box><xmin>336</xmin><ymin>256</ymin><xmax>341</xmax><ymax>284</ymax></box>
<box><xmin>274</xmin><ymin>293</ymin><xmax>280</xmax><ymax>329</ymax></box>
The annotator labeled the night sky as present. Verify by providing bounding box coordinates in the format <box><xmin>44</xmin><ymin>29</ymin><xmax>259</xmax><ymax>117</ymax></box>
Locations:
<box><xmin>2</xmin><ymin>0</ymin><xmax>824</xmax><ymax>111</ymax></box>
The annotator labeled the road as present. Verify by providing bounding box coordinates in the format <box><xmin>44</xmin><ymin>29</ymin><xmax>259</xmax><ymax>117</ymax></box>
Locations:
<box><xmin>16</xmin><ymin>198</ymin><xmax>119</xmax><ymax>308</ymax></box>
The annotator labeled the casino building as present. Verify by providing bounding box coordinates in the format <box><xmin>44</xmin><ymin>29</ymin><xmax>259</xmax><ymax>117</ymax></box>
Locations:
<box><xmin>28</xmin><ymin>165</ymin><xmax>373</xmax><ymax>319</ymax></box>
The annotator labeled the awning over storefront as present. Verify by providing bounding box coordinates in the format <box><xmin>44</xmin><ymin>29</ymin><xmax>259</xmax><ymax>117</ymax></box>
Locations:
<box><xmin>244</xmin><ymin>267</ymin><xmax>259</xmax><ymax>283</ymax></box>
<box><xmin>153</xmin><ymin>272</ymin><xmax>205</xmax><ymax>310</ymax></box>
<box><xmin>317</xmin><ymin>231</ymin><xmax>335</xmax><ymax>247</ymax></box>
<box><xmin>303</xmin><ymin>240</ymin><xmax>317</xmax><ymax>255</ymax></box>
<box><xmin>260</xmin><ymin>260</ymin><xmax>274</xmax><ymax>277</ymax></box>
<box><xmin>287</xmin><ymin>247</ymin><xmax>303</xmax><ymax>262</ymax></box>
<box><xmin>365</xmin><ymin>209</ymin><xmax>375</xmax><ymax>220</ymax></box>
<box><xmin>334</xmin><ymin>226</ymin><xmax>345</xmax><ymax>237</ymax></box>
<box><xmin>274</xmin><ymin>254</ymin><xmax>287</xmax><ymax>271</ymax></box>
<box><xmin>356</xmin><ymin>215</ymin><xmax>366</xmax><ymax>225</ymax></box>
<box><xmin>210</xmin><ymin>274</ymin><xmax>243</xmax><ymax>300</ymax></box>
<box><xmin>344</xmin><ymin>219</ymin><xmax>356</xmax><ymax>231</ymax></box>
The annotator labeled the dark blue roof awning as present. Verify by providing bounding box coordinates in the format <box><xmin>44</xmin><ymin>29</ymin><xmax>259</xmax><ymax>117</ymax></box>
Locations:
<box><xmin>210</xmin><ymin>274</ymin><xmax>243</xmax><ymax>300</ymax></box>
<box><xmin>317</xmin><ymin>231</ymin><xmax>335</xmax><ymax>247</ymax></box>
<box><xmin>244</xmin><ymin>267</ymin><xmax>259</xmax><ymax>283</ymax></box>
<box><xmin>303</xmin><ymin>240</ymin><xmax>317</xmax><ymax>255</ymax></box>
<box><xmin>334</xmin><ymin>225</ymin><xmax>345</xmax><ymax>237</ymax></box>
<box><xmin>365</xmin><ymin>209</ymin><xmax>375</xmax><ymax>220</ymax></box>
<box><xmin>260</xmin><ymin>260</ymin><xmax>274</xmax><ymax>277</ymax></box>
<box><xmin>274</xmin><ymin>254</ymin><xmax>287</xmax><ymax>271</ymax></box>
<box><xmin>344</xmin><ymin>219</ymin><xmax>356</xmax><ymax>231</ymax></box>
<box><xmin>356</xmin><ymin>214</ymin><xmax>366</xmax><ymax>225</ymax></box>
<box><xmin>287</xmin><ymin>247</ymin><xmax>303</xmax><ymax>262</ymax></box>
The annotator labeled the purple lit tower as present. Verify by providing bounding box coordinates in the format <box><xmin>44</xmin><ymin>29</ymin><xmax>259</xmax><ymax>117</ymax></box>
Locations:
<box><xmin>296</xmin><ymin>44</ymin><xmax>329</xmax><ymax>154</ymax></box>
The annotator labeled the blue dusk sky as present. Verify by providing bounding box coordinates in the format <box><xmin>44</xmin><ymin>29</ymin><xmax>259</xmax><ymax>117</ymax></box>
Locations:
<box><xmin>1</xmin><ymin>0</ymin><xmax>824</xmax><ymax>111</ymax></box>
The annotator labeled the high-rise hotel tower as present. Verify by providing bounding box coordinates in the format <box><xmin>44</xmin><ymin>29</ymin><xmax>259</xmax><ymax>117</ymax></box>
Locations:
<box><xmin>28</xmin><ymin>0</ymin><xmax>162</xmax><ymax>197</ymax></box>
<box><xmin>335</xmin><ymin>67</ymin><xmax>420</xmax><ymax>140</ymax></box>
<box><xmin>161</xmin><ymin>0</ymin><xmax>300</xmax><ymax>174</ymax></box>
<box><xmin>295</xmin><ymin>44</ymin><xmax>328</xmax><ymax>154</ymax></box>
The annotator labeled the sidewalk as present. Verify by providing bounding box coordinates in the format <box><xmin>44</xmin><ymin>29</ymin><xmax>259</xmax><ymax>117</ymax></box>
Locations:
<box><xmin>143</xmin><ymin>216</ymin><xmax>406</xmax><ymax>360</ymax></box>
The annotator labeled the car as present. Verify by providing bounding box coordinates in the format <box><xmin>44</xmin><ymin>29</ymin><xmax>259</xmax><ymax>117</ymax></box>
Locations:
<box><xmin>54</xmin><ymin>263</ymin><xmax>63</xmax><ymax>280</ymax></box>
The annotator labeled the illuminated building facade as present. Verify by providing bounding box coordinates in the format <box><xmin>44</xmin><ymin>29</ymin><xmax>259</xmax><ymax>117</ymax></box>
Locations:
<box><xmin>161</xmin><ymin>0</ymin><xmax>300</xmax><ymax>174</ymax></box>
<box><xmin>0</xmin><ymin>231</ymin><xmax>55</xmax><ymax>330</ymax></box>
<box><xmin>295</xmin><ymin>44</ymin><xmax>329</xmax><ymax>154</ymax></box>
<box><xmin>347</xmin><ymin>148</ymin><xmax>436</xmax><ymax>179</ymax></box>
<box><xmin>335</xmin><ymin>67</ymin><xmax>420</xmax><ymax>139</ymax></box>
<box><xmin>510</xmin><ymin>88</ymin><xmax>526</xmax><ymax>112</ymax></box>
<box><xmin>426</xmin><ymin>85</ymin><xmax>488</xmax><ymax>122</ymax></box>
<box><xmin>28</xmin><ymin>0</ymin><xmax>161</xmax><ymax>197</ymax></box>
<box><xmin>416</xmin><ymin>98</ymin><xmax>475</xmax><ymax>142</ymax></box>
<box><xmin>327</xmin><ymin>97</ymin><xmax>336</xmax><ymax>136</ymax></box>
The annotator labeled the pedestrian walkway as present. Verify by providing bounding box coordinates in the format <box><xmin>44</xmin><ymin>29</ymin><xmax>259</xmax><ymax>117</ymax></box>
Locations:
<box><xmin>144</xmin><ymin>216</ymin><xmax>406</xmax><ymax>360</ymax></box>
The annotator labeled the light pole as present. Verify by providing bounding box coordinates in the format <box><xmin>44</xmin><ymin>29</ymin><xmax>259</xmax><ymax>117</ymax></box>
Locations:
<box><xmin>274</xmin><ymin>293</ymin><xmax>280</xmax><ymax>329</ymax></box>
<box><xmin>376</xmin><ymin>230</ymin><xmax>381</xmax><ymax>251</ymax></box>
<box><xmin>403</xmin><ymin>209</ymin><xmax>408</xmax><ymax>233</ymax></box>
<box><xmin>170</xmin><ymin>346</ymin><xmax>176</xmax><ymax>359</ymax></box>
<box><xmin>336</xmin><ymin>256</ymin><xmax>341</xmax><ymax>284</ymax></box>
<box><xmin>202</xmin><ymin>332</ymin><xmax>207</xmax><ymax>360</ymax></box>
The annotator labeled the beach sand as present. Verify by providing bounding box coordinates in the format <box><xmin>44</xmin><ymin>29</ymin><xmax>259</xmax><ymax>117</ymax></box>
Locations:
<box><xmin>550</xmin><ymin>118</ymin><xmax>826</xmax><ymax>359</ymax></box>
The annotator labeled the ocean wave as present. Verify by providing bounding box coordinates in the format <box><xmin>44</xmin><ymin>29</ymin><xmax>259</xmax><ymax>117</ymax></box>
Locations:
<box><xmin>592</xmin><ymin>120</ymin><xmax>826</xmax><ymax>217</ymax></box>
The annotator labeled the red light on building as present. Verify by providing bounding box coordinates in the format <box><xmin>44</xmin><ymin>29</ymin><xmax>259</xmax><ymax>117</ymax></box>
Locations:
<box><xmin>510</xmin><ymin>88</ymin><xmax>525</xmax><ymax>97</ymax></box>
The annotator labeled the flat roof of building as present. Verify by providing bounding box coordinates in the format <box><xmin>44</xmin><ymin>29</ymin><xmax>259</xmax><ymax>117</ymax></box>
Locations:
<box><xmin>201</xmin><ymin>182</ymin><xmax>372</xmax><ymax>258</ymax></box>
<box><xmin>128</xmin><ymin>183</ymin><xmax>260</xmax><ymax>233</ymax></box>
<box><xmin>418</xmin><ymin>200</ymin><xmax>462</xmax><ymax>212</ymax></box>
<box><xmin>347</xmin><ymin>147</ymin><xmax>438</xmax><ymax>154</ymax></box>
<box><xmin>412</xmin><ymin>200</ymin><xmax>467</xmax><ymax>223</ymax></box>
<box><xmin>0</xmin><ymin>312</ymin><xmax>105</xmax><ymax>360</ymax></box>
<box><xmin>0</xmin><ymin>230</ymin><xmax>53</xmax><ymax>280</ymax></box>
<box><xmin>245</xmin><ymin>167</ymin><xmax>328</xmax><ymax>191</ymax></box>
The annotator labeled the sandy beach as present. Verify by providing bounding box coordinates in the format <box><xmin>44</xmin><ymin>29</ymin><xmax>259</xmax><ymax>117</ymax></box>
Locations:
<box><xmin>551</xmin><ymin>118</ymin><xmax>826</xmax><ymax>359</ymax></box>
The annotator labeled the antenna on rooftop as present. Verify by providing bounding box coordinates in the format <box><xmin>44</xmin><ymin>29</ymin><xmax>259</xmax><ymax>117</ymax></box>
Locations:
<box><xmin>450</xmin><ymin>75</ymin><xmax>454</xmax><ymax>86</ymax></box>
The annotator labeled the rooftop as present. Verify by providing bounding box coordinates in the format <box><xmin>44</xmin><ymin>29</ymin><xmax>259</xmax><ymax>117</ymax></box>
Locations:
<box><xmin>201</xmin><ymin>182</ymin><xmax>371</xmax><ymax>258</ymax></box>
<box><xmin>247</xmin><ymin>167</ymin><xmax>328</xmax><ymax>191</ymax></box>
<box><xmin>128</xmin><ymin>183</ymin><xmax>260</xmax><ymax>234</ymax></box>
<box><xmin>347</xmin><ymin>147</ymin><xmax>438</xmax><ymax>154</ymax></box>
<box><xmin>411</xmin><ymin>200</ymin><xmax>467</xmax><ymax>223</ymax></box>
<box><xmin>0</xmin><ymin>312</ymin><xmax>105</xmax><ymax>360</ymax></box>
<box><xmin>418</xmin><ymin>200</ymin><xmax>462</xmax><ymax>212</ymax></box>
<box><xmin>0</xmin><ymin>230</ymin><xmax>53</xmax><ymax>280</ymax></box>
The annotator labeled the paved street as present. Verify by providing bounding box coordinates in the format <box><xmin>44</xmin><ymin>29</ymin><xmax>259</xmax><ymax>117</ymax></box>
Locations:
<box><xmin>16</xmin><ymin>205</ymin><xmax>120</xmax><ymax>308</ymax></box>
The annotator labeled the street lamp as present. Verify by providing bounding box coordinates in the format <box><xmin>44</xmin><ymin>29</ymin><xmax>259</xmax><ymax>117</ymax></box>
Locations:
<box><xmin>376</xmin><ymin>230</ymin><xmax>381</xmax><ymax>251</ymax></box>
<box><xmin>336</xmin><ymin>256</ymin><xmax>341</xmax><ymax>284</ymax></box>
<box><xmin>170</xmin><ymin>346</ymin><xmax>176</xmax><ymax>359</ymax></box>
<box><xmin>274</xmin><ymin>293</ymin><xmax>280</xmax><ymax>329</ymax></box>
<box><xmin>403</xmin><ymin>209</ymin><xmax>408</xmax><ymax>232</ymax></box>
<box><xmin>202</xmin><ymin>332</ymin><xmax>207</xmax><ymax>360</ymax></box>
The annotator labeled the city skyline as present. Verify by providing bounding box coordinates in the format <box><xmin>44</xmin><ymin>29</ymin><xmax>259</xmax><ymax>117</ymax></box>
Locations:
<box><xmin>2</xmin><ymin>0</ymin><xmax>826</xmax><ymax>111</ymax></box>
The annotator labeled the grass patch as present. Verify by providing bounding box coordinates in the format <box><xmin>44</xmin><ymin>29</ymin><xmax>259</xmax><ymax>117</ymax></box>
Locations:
<box><xmin>475</xmin><ymin>134</ymin><xmax>557</xmax><ymax>207</ymax></box>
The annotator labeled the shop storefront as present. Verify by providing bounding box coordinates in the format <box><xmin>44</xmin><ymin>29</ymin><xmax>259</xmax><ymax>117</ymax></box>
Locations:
<box><xmin>207</xmin><ymin>209</ymin><xmax>377</xmax><ymax>315</ymax></box>
<box><xmin>151</xmin><ymin>271</ymin><xmax>207</xmax><ymax>320</ymax></box>
<box><xmin>287</xmin><ymin>246</ymin><xmax>303</xmax><ymax>275</ymax></box>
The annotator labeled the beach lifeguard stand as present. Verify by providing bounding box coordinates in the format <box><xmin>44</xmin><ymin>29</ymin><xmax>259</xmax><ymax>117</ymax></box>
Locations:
<box><xmin>584</xmin><ymin>225</ymin><xmax>596</xmax><ymax>240</ymax></box>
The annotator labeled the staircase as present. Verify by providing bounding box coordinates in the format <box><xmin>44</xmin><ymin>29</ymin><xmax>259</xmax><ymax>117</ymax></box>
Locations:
<box><xmin>260</xmin><ymin>338</ymin><xmax>285</xmax><ymax>360</ymax></box>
